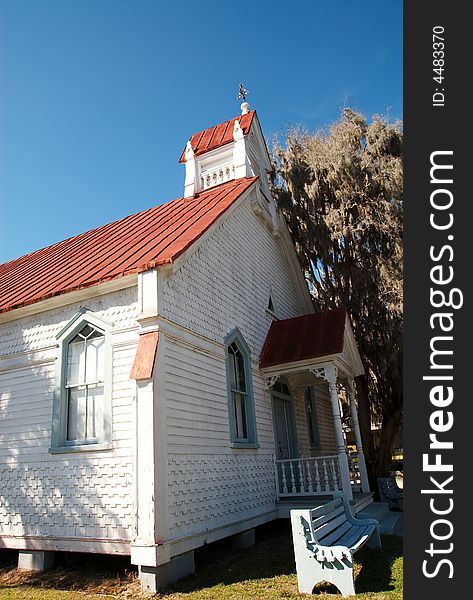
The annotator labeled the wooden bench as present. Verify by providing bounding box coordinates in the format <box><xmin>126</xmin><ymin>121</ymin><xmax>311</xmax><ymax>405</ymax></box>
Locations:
<box><xmin>290</xmin><ymin>498</ymin><xmax>381</xmax><ymax>596</ymax></box>
<box><xmin>378</xmin><ymin>476</ymin><xmax>403</xmax><ymax>511</ymax></box>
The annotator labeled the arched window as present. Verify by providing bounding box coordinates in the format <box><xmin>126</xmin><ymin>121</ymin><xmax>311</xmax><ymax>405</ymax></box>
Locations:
<box><xmin>266</xmin><ymin>287</ymin><xmax>278</xmax><ymax>318</ymax></box>
<box><xmin>66</xmin><ymin>324</ymin><xmax>105</xmax><ymax>443</ymax></box>
<box><xmin>50</xmin><ymin>310</ymin><xmax>112</xmax><ymax>452</ymax></box>
<box><xmin>225</xmin><ymin>329</ymin><xmax>258</xmax><ymax>447</ymax></box>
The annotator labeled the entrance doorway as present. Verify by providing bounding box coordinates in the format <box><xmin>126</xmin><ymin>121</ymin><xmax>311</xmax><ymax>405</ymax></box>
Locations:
<box><xmin>271</xmin><ymin>381</ymin><xmax>298</xmax><ymax>459</ymax></box>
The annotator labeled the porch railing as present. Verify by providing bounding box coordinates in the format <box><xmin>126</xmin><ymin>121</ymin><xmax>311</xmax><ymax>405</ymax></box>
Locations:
<box><xmin>274</xmin><ymin>455</ymin><xmax>343</xmax><ymax>498</ymax></box>
<box><xmin>348</xmin><ymin>451</ymin><xmax>362</xmax><ymax>491</ymax></box>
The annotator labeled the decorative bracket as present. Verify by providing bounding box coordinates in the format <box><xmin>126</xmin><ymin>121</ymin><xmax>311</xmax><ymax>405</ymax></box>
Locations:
<box><xmin>310</xmin><ymin>367</ymin><xmax>326</xmax><ymax>380</ymax></box>
<box><xmin>310</xmin><ymin>365</ymin><xmax>338</xmax><ymax>385</ymax></box>
<box><xmin>265</xmin><ymin>376</ymin><xmax>279</xmax><ymax>390</ymax></box>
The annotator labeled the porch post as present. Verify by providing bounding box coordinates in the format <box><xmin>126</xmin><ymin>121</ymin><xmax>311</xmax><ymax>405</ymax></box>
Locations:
<box><xmin>346</xmin><ymin>378</ymin><xmax>370</xmax><ymax>493</ymax></box>
<box><xmin>324</xmin><ymin>365</ymin><xmax>353</xmax><ymax>501</ymax></box>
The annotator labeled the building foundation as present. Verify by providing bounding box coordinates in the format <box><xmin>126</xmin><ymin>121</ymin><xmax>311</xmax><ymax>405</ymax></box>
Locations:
<box><xmin>18</xmin><ymin>550</ymin><xmax>55</xmax><ymax>571</ymax></box>
<box><xmin>138</xmin><ymin>550</ymin><xmax>195</xmax><ymax>592</ymax></box>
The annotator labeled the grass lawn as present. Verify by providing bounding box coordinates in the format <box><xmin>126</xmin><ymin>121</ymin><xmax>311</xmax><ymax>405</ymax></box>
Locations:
<box><xmin>0</xmin><ymin>521</ymin><xmax>402</xmax><ymax>599</ymax></box>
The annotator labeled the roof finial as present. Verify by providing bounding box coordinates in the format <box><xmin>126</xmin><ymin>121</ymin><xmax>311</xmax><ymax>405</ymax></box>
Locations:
<box><xmin>237</xmin><ymin>83</ymin><xmax>250</xmax><ymax>115</ymax></box>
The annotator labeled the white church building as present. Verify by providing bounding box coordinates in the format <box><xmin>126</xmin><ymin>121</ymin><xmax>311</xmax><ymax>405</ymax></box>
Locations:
<box><xmin>0</xmin><ymin>102</ymin><xmax>370</xmax><ymax>591</ymax></box>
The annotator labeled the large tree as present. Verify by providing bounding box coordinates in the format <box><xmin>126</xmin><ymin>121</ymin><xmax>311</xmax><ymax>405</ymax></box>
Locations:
<box><xmin>273</xmin><ymin>109</ymin><xmax>403</xmax><ymax>484</ymax></box>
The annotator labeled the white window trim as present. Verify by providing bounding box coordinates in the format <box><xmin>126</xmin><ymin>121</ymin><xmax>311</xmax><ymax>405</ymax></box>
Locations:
<box><xmin>49</xmin><ymin>308</ymin><xmax>113</xmax><ymax>453</ymax></box>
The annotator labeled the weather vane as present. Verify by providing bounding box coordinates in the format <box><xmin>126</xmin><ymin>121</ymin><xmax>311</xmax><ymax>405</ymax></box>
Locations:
<box><xmin>238</xmin><ymin>83</ymin><xmax>249</xmax><ymax>101</ymax></box>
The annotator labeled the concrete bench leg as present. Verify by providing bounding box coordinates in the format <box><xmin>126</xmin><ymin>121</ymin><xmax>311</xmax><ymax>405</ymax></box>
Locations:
<box><xmin>139</xmin><ymin>550</ymin><xmax>195</xmax><ymax>593</ymax></box>
<box><xmin>296</xmin><ymin>553</ymin><xmax>356</xmax><ymax>597</ymax></box>
<box><xmin>18</xmin><ymin>551</ymin><xmax>55</xmax><ymax>571</ymax></box>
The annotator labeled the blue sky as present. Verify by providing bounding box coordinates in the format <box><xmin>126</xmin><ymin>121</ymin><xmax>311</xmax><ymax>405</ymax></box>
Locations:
<box><xmin>0</xmin><ymin>0</ymin><xmax>402</xmax><ymax>263</ymax></box>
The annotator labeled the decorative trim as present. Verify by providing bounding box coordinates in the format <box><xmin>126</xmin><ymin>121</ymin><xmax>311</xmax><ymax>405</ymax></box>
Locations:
<box><xmin>264</xmin><ymin>376</ymin><xmax>279</xmax><ymax>390</ymax></box>
<box><xmin>310</xmin><ymin>365</ymin><xmax>338</xmax><ymax>385</ymax></box>
<box><xmin>0</xmin><ymin>534</ymin><xmax>130</xmax><ymax>555</ymax></box>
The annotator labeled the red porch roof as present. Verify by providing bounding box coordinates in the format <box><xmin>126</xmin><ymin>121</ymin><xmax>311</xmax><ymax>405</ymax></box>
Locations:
<box><xmin>178</xmin><ymin>111</ymin><xmax>256</xmax><ymax>163</ymax></box>
<box><xmin>0</xmin><ymin>177</ymin><xmax>257</xmax><ymax>314</ymax></box>
<box><xmin>259</xmin><ymin>308</ymin><xmax>347</xmax><ymax>369</ymax></box>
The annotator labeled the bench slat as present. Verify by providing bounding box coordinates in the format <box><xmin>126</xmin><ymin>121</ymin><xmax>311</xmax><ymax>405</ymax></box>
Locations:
<box><xmin>337</xmin><ymin>525</ymin><xmax>370</xmax><ymax>550</ymax></box>
<box><xmin>308</xmin><ymin>498</ymin><xmax>343</xmax><ymax>519</ymax></box>
<box><xmin>349</xmin><ymin>526</ymin><xmax>375</xmax><ymax>553</ymax></box>
<box><xmin>313</xmin><ymin>512</ymin><xmax>349</xmax><ymax>541</ymax></box>
<box><xmin>311</xmin><ymin>505</ymin><xmax>345</xmax><ymax>531</ymax></box>
<box><xmin>319</xmin><ymin>520</ymin><xmax>353</xmax><ymax>546</ymax></box>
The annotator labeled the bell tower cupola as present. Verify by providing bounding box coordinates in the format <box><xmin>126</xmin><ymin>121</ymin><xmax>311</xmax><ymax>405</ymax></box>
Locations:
<box><xmin>179</xmin><ymin>87</ymin><xmax>272</xmax><ymax>200</ymax></box>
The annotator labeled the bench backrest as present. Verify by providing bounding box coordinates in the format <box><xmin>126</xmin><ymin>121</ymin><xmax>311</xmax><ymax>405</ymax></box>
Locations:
<box><xmin>304</xmin><ymin>498</ymin><xmax>347</xmax><ymax>545</ymax></box>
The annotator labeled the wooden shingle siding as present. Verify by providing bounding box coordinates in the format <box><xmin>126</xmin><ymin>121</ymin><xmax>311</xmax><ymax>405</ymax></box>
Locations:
<box><xmin>161</xmin><ymin>199</ymin><xmax>306</xmax><ymax>354</ymax></box>
<box><xmin>0</xmin><ymin>289</ymin><xmax>138</xmax><ymax>550</ymax></box>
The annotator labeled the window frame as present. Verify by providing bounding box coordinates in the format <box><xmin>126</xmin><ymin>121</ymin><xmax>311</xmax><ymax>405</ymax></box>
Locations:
<box><xmin>265</xmin><ymin>287</ymin><xmax>278</xmax><ymax>319</ymax></box>
<box><xmin>305</xmin><ymin>386</ymin><xmax>321</xmax><ymax>449</ymax></box>
<box><xmin>50</xmin><ymin>309</ymin><xmax>113</xmax><ymax>454</ymax></box>
<box><xmin>224</xmin><ymin>328</ymin><xmax>258</xmax><ymax>449</ymax></box>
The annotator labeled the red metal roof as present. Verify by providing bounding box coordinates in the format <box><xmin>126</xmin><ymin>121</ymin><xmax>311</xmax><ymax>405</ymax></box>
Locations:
<box><xmin>259</xmin><ymin>307</ymin><xmax>347</xmax><ymax>369</ymax></box>
<box><xmin>178</xmin><ymin>111</ymin><xmax>256</xmax><ymax>163</ymax></box>
<box><xmin>0</xmin><ymin>177</ymin><xmax>257</xmax><ymax>314</ymax></box>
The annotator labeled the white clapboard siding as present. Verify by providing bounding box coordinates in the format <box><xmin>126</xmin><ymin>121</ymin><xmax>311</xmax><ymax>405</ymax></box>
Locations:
<box><xmin>164</xmin><ymin>335</ymin><xmax>278</xmax><ymax>538</ymax></box>
<box><xmin>315</xmin><ymin>382</ymin><xmax>338</xmax><ymax>455</ymax></box>
<box><xmin>292</xmin><ymin>386</ymin><xmax>312</xmax><ymax>458</ymax></box>
<box><xmin>292</xmin><ymin>381</ymin><xmax>337</xmax><ymax>457</ymax></box>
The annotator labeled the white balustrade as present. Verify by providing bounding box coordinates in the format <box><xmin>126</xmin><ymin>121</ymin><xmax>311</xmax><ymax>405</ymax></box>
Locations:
<box><xmin>274</xmin><ymin>455</ymin><xmax>343</xmax><ymax>498</ymax></box>
<box><xmin>200</xmin><ymin>164</ymin><xmax>235</xmax><ymax>190</ymax></box>
<box><xmin>348</xmin><ymin>451</ymin><xmax>362</xmax><ymax>489</ymax></box>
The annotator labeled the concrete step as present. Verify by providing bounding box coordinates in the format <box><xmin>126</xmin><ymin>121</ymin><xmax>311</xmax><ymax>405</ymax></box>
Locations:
<box><xmin>277</xmin><ymin>499</ymin><xmax>327</xmax><ymax>518</ymax></box>
<box><xmin>353</xmin><ymin>492</ymin><xmax>374</xmax><ymax>513</ymax></box>
<box><xmin>379</xmin><ymin>511</ymin><xmax>403</xmax><ymax>536</ymax></box>
<box><xmin>276</xmin><ymin>493</ymin><xmax>374</xmax><ymax>519</ymax></box>
<box><xmin>357</xmin><ymin>501</ymin><xmax>389</xmax><ymax>522</ymax></box>
<box><xmin>357</xmin><ymin>502</ymin><xmax>403</xmax><ymax>536</ymax></box>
